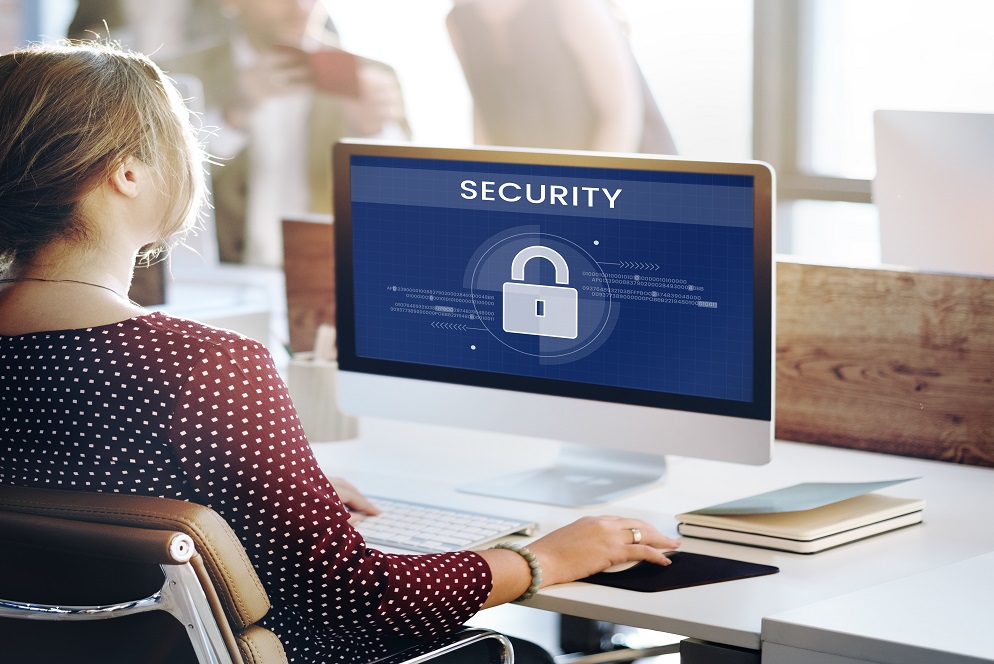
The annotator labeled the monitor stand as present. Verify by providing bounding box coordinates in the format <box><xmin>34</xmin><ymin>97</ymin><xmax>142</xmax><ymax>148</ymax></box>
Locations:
<box><xmin>458</xmin><ymin>443</ymin><xmax>667</xmax><ymax>507</ymax></box>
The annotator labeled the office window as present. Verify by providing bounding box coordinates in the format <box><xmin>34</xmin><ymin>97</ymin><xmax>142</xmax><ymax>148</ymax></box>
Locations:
<box><xmin>756</xmin><ymin>0</ymin><xmax>994</xmax><ymax>264</ymax></box>
<box><xmin>807</xmin><ymin>0</ymin><xmax>994</xmax><ymax>181</ymax></box>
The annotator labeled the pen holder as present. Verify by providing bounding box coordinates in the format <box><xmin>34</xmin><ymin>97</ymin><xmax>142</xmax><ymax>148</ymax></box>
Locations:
<box><xmin>287</xmin><ymin>353</ymin><xmax>359</xmax><ymax>442</ymax></box>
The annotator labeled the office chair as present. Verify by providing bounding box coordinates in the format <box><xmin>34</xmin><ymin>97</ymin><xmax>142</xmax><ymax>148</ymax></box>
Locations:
<box><xmin>0</xmin><ymin>485</ymin><xmax>513</xmax><ymax>664</ymax></box>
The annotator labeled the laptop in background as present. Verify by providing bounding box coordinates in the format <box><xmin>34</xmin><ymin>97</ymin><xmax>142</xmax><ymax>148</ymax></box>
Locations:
<box><xmin>873</xmin><ymin>109</ymin><xmax>994</xmax><ymax>277</ymax></box>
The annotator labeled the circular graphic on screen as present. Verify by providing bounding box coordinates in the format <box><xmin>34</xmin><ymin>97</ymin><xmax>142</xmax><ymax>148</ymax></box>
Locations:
<box><xmin>468</xmin><ymin>231</ymin><xmax>615</xmax><ymax>359</ymax></box>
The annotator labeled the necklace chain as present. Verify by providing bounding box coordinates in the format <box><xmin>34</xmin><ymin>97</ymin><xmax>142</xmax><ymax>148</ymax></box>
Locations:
<box><xmin>0</xmin><ymin>276</ymin><xmax>129</xmax><ymax>301</ymax></box>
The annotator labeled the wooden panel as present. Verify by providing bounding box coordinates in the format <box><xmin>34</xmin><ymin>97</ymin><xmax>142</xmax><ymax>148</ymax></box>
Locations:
<box><xmin>282</xmin><ymin>217</ymin><xmax>335</xmax><ymax>353</ymax></box>
<box><xmin>775</xmin><ymin>261</ymin><xmax>994</xmax><ymax>467</ymax></box>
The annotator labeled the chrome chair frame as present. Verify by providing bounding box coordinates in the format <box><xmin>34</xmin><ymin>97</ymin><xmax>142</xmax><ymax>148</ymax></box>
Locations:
<box><xmin>0</xmin><ymin>541</ymin><xmax>235</xmax><ymax>664</ymax></box>
<box><xmin>0</xmin><ymin>485</ymin><xmax>513</xmax><ymax>664</ymax></box>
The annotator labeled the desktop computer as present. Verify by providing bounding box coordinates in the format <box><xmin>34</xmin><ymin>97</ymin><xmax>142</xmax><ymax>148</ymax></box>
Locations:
<box><xmin>333</xmin><ymin>141</ymin><xmax>774</xmax><ymax>506</ymax></box>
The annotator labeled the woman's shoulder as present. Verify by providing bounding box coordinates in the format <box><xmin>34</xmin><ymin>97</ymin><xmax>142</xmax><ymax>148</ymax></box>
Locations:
<box><xmin>132</xmin><ymin>312</ymin><xmax>279</xmax><ymax>382</ymax></box>
<box><xmin>137</xmin><ymin>311</ymin><xmax>269</xmax><ymax>353</ymax></box>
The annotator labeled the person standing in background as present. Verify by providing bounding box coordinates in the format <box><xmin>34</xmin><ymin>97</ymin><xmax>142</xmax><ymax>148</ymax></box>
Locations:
<box><xmin>447</xmin><ymin>0</ymin><xmax>676</xmax><ymax>155</ymax></box>
<box><xmin>161</xmin><ymin>0</ymin><xmax>410</xmax><ymax>266</ymax></box>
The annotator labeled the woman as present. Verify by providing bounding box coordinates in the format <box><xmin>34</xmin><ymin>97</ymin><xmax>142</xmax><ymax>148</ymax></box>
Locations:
<box><xmin>0</xmin><ymin>42</ymin><xmax>679</xmax><ymax>663</ymax></box>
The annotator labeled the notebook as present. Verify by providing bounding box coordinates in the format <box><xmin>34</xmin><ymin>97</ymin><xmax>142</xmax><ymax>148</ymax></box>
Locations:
<box><xmin>676</xmin><ymin>480</ymin><xmax>925</xmax><ymax>554</ymax></box>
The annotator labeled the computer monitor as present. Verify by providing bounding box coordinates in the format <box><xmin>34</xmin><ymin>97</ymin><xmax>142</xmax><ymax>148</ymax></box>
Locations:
<box><xmin>333</xmin><ymin>140</ymin><xmax>774</xmax><ymax>506</ymax></box>
<box><xmin>873</xmin><ymin>109</ymin><xmax>994</xmax><ymax>277</ymax></box>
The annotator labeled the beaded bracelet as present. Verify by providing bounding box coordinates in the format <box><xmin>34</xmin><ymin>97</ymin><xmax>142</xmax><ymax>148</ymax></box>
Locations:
<box><xmin>490</xmin><ymin>542</ymin><xmax>542</xmax><ymax>601</ymax></box>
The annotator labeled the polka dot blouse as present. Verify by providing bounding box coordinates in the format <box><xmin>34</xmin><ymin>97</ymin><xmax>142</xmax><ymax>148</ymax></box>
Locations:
<box><xmin>0</xmin><ymin>312</ymin><xmax>493</xmax><ymax>663</ymax></box>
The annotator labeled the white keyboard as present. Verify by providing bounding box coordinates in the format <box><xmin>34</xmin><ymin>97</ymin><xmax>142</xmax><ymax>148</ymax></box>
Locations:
<box><xmin>352</xmin><ymin>496</ymin><xmax>538</xmax><ymax>554</ymax></box>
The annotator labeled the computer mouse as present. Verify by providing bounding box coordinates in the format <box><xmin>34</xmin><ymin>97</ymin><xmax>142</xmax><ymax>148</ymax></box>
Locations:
<box><xmin>601</xmin><ymin>552</ymin><xmax>680</xmax><ymax>574</ymax></box>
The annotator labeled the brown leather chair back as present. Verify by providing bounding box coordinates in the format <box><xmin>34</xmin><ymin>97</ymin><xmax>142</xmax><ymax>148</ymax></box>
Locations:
<box><xmin>0</xmin><ymin>485</ymin><xmax>286</xmax><ymax>664</ymax></box>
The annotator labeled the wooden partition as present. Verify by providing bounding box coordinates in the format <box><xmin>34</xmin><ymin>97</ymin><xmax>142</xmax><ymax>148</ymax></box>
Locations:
<box><xmin>776</xmin><ymin>261</ymin><xmax>994</xmax><ymax>467</ymax></box>
<box><xmin>282</xmin><ymin>217</ymin><xmax>335</xmax><ymax>353</ymax></box>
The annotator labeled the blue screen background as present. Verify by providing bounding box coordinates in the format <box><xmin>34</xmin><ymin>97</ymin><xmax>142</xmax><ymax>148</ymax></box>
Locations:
<box><xmin>350</xmin><ymin>156</ymin><xmax>755</xmax><ymax>402</ymax></box>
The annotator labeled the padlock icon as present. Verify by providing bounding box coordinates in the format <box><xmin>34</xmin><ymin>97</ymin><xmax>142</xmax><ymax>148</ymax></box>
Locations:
<box><xmin>503</xmin><ymin>245</ymin><xmax>578</xmax><ymax>339</ymax></box>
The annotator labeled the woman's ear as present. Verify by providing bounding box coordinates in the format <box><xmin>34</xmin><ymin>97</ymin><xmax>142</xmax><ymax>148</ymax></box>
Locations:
<box><xmin>110</xmin><ymin>156</ymin><xmax>141</xmax><ymax>199</ymax></box>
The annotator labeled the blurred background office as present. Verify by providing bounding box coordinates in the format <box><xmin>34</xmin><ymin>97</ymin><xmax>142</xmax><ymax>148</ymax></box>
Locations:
<box><xmin>3</xmin><ymin>0</ymin><xmax>993</xmax><ymax>270</ymax></box>
<box><xmin>0</xmin><ymin>0</ymin><xmax>994</xmax><ymax>272</ymax></box>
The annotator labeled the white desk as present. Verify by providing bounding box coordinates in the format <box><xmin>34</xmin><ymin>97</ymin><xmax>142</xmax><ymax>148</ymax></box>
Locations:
<box><xmin>310</xmin><ymin>418</ymin><xmax>994</xmax><ymax>660</ymax></box>
<box><xmin>763</xmin><ymin>551</ymin><xmax>994</xmax><ymax>663</ymax></box>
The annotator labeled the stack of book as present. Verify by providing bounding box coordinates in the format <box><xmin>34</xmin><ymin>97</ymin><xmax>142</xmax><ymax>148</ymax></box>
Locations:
<box><xmin>676</xmin><ymin>479</ymin><xmax>925</xmax><ymax>554</ymax></box>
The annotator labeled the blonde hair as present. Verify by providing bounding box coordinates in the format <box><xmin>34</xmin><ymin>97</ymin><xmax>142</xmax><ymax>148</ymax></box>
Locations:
<box><xmin>0</xmin><ymin>41</ymin><xmax>208</xmax><ymax>274</ymax></box>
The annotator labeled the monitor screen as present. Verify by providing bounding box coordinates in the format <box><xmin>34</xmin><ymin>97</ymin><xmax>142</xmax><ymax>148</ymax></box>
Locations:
<box><xmin>334</xmin><ymin>141</ymin><xmax>774</xmax><ymax>505</ymax></box>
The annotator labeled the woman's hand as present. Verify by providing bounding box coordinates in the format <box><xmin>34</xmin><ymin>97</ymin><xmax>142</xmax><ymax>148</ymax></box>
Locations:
<box><xmin>343</xmin><ymin>64</ymin><xmax>406</xmax><ymax>136</ymax></box>
<box><xmin>528</xmin><ymin>516</ymin><xmax>681</xmax><ymax>587</ymax></box>
<box><xmin>480</xmin><ymin>515</ymin><xmax>680</xmax><ymax>607</ymax></box>
<box><xmin>327</xmin><ymin>476</ymin><xmax>381</xmax><ymax>519</ymax></box>
<box><xmin>224</xmin><ymin>48</ymin><xmax>312</xmax><ymax>130</ymax></box>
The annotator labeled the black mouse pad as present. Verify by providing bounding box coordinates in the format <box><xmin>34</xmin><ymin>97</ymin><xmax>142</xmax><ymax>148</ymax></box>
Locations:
<box><xmin>581</xmin><ymin>552</ymin><xmax>779</xmax><ymax>592</ymax></box>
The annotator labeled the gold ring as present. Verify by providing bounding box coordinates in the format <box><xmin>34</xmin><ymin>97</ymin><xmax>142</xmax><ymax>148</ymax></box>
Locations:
<box><xmin>630</xmin><ymin>527</ymin><xmax>642</xmax><ymax>545</ymax></box>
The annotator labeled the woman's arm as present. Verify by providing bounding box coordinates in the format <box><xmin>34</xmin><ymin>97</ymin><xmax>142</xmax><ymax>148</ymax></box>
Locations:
<box><xmin>168</xmin><ymin>339</ymin><xmax>491</xmax><ymax>639</ymax></box>
<box><xmin>331</xmin><ymin>475</ymin><xmax>680</xmax><ymax>608</ymax></box>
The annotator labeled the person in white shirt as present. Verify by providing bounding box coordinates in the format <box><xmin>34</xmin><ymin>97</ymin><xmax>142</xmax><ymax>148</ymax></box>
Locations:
<box><xmin>162</xmin><ymin>0</ymin><xmax>409</xmax><ymax>266</ymax></box>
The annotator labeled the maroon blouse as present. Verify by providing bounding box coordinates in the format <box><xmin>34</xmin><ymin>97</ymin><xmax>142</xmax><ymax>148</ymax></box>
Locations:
<box><xmin>0</xmin><ymin>311</ymin><xmax>492</xmax><ymax>663</ymax></box>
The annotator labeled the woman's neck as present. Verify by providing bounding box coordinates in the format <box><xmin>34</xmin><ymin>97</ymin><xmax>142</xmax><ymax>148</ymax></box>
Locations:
<box><xmin>25</xmin><ymin>226</ymin><xmax>138</xmax><ymax>289</ymax></box>
<box><xmin>0</xmin><ymin>239</ymin><xmax>144</xmax><ymax>336</ymax></box>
